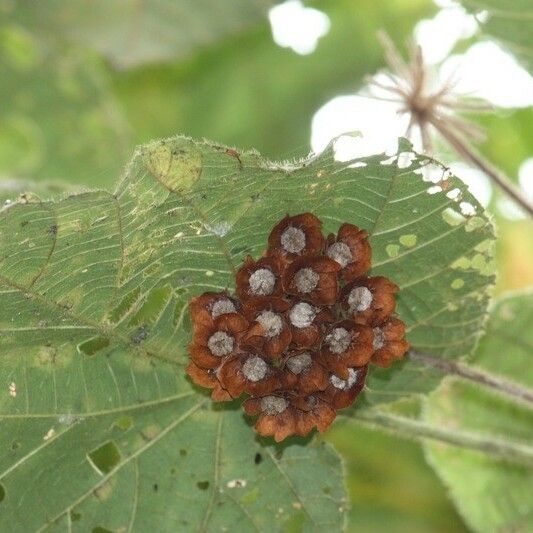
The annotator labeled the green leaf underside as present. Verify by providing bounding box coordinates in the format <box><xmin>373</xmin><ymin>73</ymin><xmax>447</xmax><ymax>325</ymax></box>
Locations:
<box><xmin>0</xmin><ymin>136</ymin><xmax>494</xmax><ymax>530</ymax></box>
<box><xmin>461</xmin><ymin>0</ymin><xmax>533</xmax><ymax>74</ymax></box>
<box><xmin>423</xmin><ymin>292</ymin><xmax>533</xmax><ymax>532</ymax></box>
<box><xmin>9</xmin><ymin>0</ymin><xmax>275</xmax><ymax>69</ymax></box>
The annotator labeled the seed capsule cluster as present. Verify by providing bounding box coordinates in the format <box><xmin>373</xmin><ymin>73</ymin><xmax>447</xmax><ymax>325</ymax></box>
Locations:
<box><xmin>187</xmin><ymin>213</ymin><xmax>409</xmax><ymax>441</ymax></box>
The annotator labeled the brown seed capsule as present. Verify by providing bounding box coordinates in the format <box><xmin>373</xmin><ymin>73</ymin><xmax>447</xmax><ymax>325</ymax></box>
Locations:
<box><xmin>282</xmin><ymin>256</ymin><xmax>341</xmax><ymax>306</ymax></box>
<box><xmin>317</xmin><ymin>321</ymin><xmax>374</xmax><ymax>379</ymax></box>
<box><xmin>236</xmin><ymin>255</ymin><xmax>283</xmax><ymax>301</ymax></box>
<box><xmin>341</xmin><ymin>276</ymin><xmax>398</xmax><ymax>325</ymax></box>
<box><xmin>241</xmin><ymin>297</ymin><xmax>292</xmax><ymax>358</ymax></box>
<box><xmin>189</xmin><ymin>291</ymin><xmax>238</xmax><ymax>329</ymax></box>
<box><xmin>243</xmin><ymin>394</ymin><xmax>298</xmax><ymax>442</ymax></box>
<box><xmin>188</xmin><ymin>313</ymin><xmax>248</xmax><ymax>369</ymax></box>
<box><xmin>282</xmin><ymin>351</ymin><xmax>330</xmax><ymax>394</ymax></box>
<box><xmin>319</xmin><ymin>366</ymin><xmax>368</xmax><ymax>409</ymax></box>
<box><xmin>371</xmin><ymin>317</ymin><xmax>410</xmax><ymax>368</ymax></box>
<box><xmin>291</xmin><ymin>394</ymin><xmax>337</xmax><ymax>435</ymax></box>
<box><xmin>286</xmin><ymin>301</ymin><xmax>334</xmax><ymax>348</ymax></box>
<box><xmin>217</xmin><ymin>353</ymin><xmax>281</xmax><ymax>399</ymax></box>
<box><xmin>267</xmin><ymin>213</ymin><xmax>325</xmax><ymax>262</ymax></box>
<box><xmin>326</xmin><ymin>223</ymin><xmax>371</xmax><ymax>281</ymax></box>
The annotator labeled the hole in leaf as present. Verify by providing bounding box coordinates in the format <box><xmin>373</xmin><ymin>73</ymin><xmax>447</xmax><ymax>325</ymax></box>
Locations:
<box><xmin>114</xmin><ymin>416</ymin><xmax>133</xmax><ymax>431</ymax></box>
<box><xmin>0</xmin><ymin>483</ymin><xmax>5</xmax><ymax>503</ymax></box>
<box><xmin>442</xmin><ymin>207</ymin><xmax>466</xmax><ymax>227</ymax></box>
<box><xmin>197</xmin><ymin>481</ymin><xmax>209</xmax><ymax>490</ymax></box>
<box><xmin>109</xmin><ymin>287</ymin><xmax>141</xmax><ymax>323</ymax></box>
<box><xmin>77</xmin><ymin>336</ymin><xmax>110</xmax><ymax>357</ymax></box>
<box><xmin>87</xmin><ymin>441</ymin><xmax>121</xmax><ymax>475</ymax></box>
<box><xmin>129</xmin><ymin>285</ymin><xmax>172</xmax><ymax>326</ymax></box>
<box><xmin>254</xmin><ymin>453</ymin><xmax>263</xmax><ymax>465</ymax></box>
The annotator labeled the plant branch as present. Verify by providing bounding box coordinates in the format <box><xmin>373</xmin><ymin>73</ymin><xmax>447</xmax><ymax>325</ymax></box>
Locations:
<box><xmin>409</xmin><ymin>351</ymin><xmax>533</xmax><ymax>408</ymax></box>
<box><xmin>431</xmin><ymin>117</ymin><xmax>533</xmax><ymax>216</ymax></box>
<box><xmin>342</xmin><ymin>410</ymin><xmax>533</xmax><ymax>467</ymax></box>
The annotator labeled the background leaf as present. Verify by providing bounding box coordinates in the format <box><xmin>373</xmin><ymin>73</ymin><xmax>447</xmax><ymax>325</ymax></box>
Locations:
<box><xmin>0</xmin><ymin>0</ymin><xmax>433</xmax><ymax>186</ymax></box>
<box><xmin>0</xmin><ymin>22</ymin><xmax>130</xmax><ymax>187</ymax></box>
<box><xmin>423</xmin><ymin>291</ymin><xmax>533</xmax><ymax>532</ymax></box>
<box><xmin>460</xmin><ymin>0</ymin><xmax>533</xmax><ymax>74</ymax></box>
<box><xmin>0</xmin><ymin>135</ymin><xmax>495</xmax><ymax>529</ymax></box>
<box><xmin>8</xmin><ymin>0</ymin><xmax>276</xmax><ymax>69</ymax></box>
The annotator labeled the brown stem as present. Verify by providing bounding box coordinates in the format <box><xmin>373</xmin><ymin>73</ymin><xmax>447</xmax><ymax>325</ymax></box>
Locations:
<box><xmin>430</xmin><ymin>117</ymin><xmax>533</xmax><ymax>216</ymax></box>
<box><xmin>409</xmin><ymin>351</ymin><xmax>533</xmax><ymax>407</ymax></box>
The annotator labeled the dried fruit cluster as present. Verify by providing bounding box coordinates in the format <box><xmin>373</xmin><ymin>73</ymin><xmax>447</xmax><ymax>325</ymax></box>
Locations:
<box><xmin>187</xmin><ymin>213</ymin><xmax>409</xmax><ymax>441</ymax></box>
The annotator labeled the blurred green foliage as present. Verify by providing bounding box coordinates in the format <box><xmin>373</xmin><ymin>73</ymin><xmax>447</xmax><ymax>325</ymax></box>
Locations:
<box><xmin>0</xmin><ymin>0</ymin><xmax>435</xmax><ymax>187</ymax></box>
<box><xmin>1</xmin><ymin>0</ymin><xmax>532</xmax><ymax>531</ymax></box>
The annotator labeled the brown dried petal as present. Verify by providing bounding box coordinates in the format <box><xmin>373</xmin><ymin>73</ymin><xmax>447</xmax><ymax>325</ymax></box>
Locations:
<box><xmin>186</xmin><ymin>362</ymin><xmax>232</xmax><ymax>402</ymax></box>
<box><xmin>371</xmin><ymin>317</ymin><xmax>410</xmax><ymax>368</ymax></box>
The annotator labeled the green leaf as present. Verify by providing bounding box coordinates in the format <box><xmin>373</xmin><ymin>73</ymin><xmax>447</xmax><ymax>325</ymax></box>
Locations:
<box><xmin>0</xmin><ymin>136</ymin><xmax>494</xmax><ymax>530</ymax></box>
<box><xmin>460</xmin><ymin>0</ymin><xmax>533</xmax><ymax>74</ymax></box>
<box><xmin>423</xmin><ymin>292</ymin><xmax>533</xmax><ymax>532</ymax></box>
<box><xmin>8</xmin><ymin>0</ymin><xmax>276</xmax><ymax>68</ymax></box>
<box><xmin>0</xmin><ymin>22</ymin><xmax>130</xmax><ymax>186</ymax></box>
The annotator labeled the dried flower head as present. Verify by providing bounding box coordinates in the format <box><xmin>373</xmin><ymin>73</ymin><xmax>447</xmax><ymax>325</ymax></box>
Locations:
<box><xmin>287</xmin><ymin>301</ymin><xmax>334</xmax><ymax>348</ymax></box>
<box><xmin>319</xmin><ymin>366</ymin><xmax>368</xmax><ymax>410</ymax></box>
<box><xmin>282</xmin><ymin>351</ymin><xmax>330</xmax><ymax>394</ymax></box>
<box><xmin>187</xmin><ymin>213</ymin><xmax>409</xmax><ymax>441</ymax></box>
<box><xmin>217</xmin><ymin>354</ymin><xmax>281</xmax><ymax>398</ymax></box>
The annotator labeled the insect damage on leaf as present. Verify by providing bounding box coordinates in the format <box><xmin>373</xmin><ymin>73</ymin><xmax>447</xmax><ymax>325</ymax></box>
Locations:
<box><xmin>187</xmin><ymin>213</ymin><xmax>409</xmax><ymax>442</ymax></box>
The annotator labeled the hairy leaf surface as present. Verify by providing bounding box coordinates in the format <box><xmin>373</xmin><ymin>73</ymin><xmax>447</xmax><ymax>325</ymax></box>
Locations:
<box><xmin>9</xmin><ymin>0</ymin><xmax>275</xmax><ymax>68</ymax></box>
<box><xmin>0</xmin><ymin>136</ymin><xmax>494</xmax><ymax>530</ymax></box>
